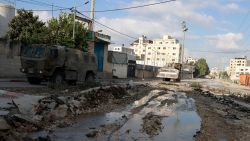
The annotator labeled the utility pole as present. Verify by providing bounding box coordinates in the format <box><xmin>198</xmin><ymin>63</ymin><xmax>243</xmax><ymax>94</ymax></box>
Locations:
<box><xmin>90</xmin><ymin>0</ymin><xmax>95</xmax><ymax>31</ymax></box>
<box><xmin>142</xmin><ymin>35</ymin><xmax>146</xmax><ymax>80</ymax></box>
<box><xmin>72</xmin><ymin>0</ymin><xmax>76</xmax><ymax>40</ymax></box>
<box><xmin>181</xmin><ymin>21</ymin><xmax>188</xmax><ymax>64</ymax></box>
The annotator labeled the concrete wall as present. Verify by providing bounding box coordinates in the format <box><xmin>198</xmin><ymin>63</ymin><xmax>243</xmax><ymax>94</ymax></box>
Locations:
<box><xmin>0</xmin><ymin>39</ymin><xmax>24</xmax><ymax>78</ymax></box>
<box><xmin>101</xmin><ymin>44</ymin><xmax>112</xmax><ymax>79</ymax></box>
<box><xmin>135</xmin><ymin>64</ymin><xmax>158</xmax><ymax>78</ymax></box>
<box><xmin>0</xmin><ymin>3</ymin><xmax>15</xmax><ymax>38</ymax></box>
<box><xmin>135</xmin><ymin>69</ymin><xmax>155</xmax><ymax>78</ymax></box>
<box><xmin>112</xmin><ymin>64</ymin><xmax>128</xmax><ymax>78</ymax></box>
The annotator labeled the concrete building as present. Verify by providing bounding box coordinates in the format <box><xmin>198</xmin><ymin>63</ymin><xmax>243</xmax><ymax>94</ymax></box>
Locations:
<box><xmin>0</xmin><ymin>3</ymin><xmax>15</xmax><ymax>38</ymax></box>
<box><xmin>210</xmin><ymin>67</ymin><xmax>220</xmax><ymax>78</ymax></box>
<box><xmin>235</xmin><ymin>66</ymin><xmax>250</xmax><ymax>79</ymax></box>
<box><xmin>229</xmin><ymin>56</ymin><xmax>248</xmax><ymax>80</ymax></box>
<box><xmin>185</xmin><ymin>57</ymin><xmax>197</xmax><ymax>64</ymax></box>
<box><xmin>93</xmin><ymin>32</ymin><xmax>113</xmax><ymax>78</ymax></box>
<box><xmin>131</xmin><ymin>35</ymin><xmax>183</xmax><ymax>67</ymax></box>
<box><xmin>112</xmin><ymin>45</ymin><xmax>135</xmax><ymax>55</ymax></box>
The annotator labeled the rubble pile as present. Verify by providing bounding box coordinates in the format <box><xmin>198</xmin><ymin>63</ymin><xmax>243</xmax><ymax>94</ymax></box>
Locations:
<box><xmin>0</xmin><ymin>86</ymin><xmax>129</xmax><ymax>141</ymax></box>
<box><xmin>141</xmin><ymin>112</ymin><xmax>163</xmax><ymax>137</ymax></box>
<box><xmin>194</xmin><ymin>88</ymin><xmax>250</xmax><ymax>113</ymax></box>
<box><xmin>83</xmin><ymin>86</ymin><xmax>128</xmax><ymax>108</ymax></box>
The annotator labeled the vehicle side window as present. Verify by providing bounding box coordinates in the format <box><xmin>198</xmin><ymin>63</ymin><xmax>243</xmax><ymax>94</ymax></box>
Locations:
<box><xmin>22</xmin><ymin>47</ymin><xmax>33</xmax><ymax>57</ymax></box>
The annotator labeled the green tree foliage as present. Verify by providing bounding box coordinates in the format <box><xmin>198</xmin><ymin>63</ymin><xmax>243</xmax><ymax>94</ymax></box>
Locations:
<box><xmin>7</xmin><ymin>9</ymin><xmax>47</xmax><ymax>43</ymax></box>
<box><xmin>219</xmin><ymin>71</ymin><xmax>229</xmax><ymax>80</ymax></box>
<box><xmin>7</xmin><ymin>10</ymin><xmax>88</xmax><ymax>50</ymax></box>
<box><xmin>194</xmin><ymin>58</ymin><xmax>210</xmax><ymax>78</ymax></box>
<box><xmin>46</xmin><ymin>13</ymin><xmax>88</xmax><ymax>50</ymax></box>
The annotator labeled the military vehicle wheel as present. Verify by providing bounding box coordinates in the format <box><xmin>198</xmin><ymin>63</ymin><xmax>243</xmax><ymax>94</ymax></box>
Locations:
<box><xmin>67</xmin><ymin>80</ymin><xmax>77</xmax><ymax>85</ymax></box>
<box><xmin>51</xmin><ymin>72</ymin><xmax>64</xmax><ymax>85</ymax></box>
<box><xmin>85</xmin><ymin>72</ymin><xmax>95</xmax><ymax>82</ymax></box>
<box><xmin>27</xmin><ymin>77</ymin><xmax>42</xmax><ymax>85</ymax></box>
<box><xmin>163</xmin><ymin>78</ymin><xmax>171</xmax><ymax>81</ymax></box>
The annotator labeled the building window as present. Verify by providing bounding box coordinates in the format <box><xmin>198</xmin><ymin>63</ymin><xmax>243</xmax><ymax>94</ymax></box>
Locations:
<box><xmin>157</xmin><ymin>58</ymin><xmax>160</xmax><ymax>60</ymax></box>
<box><xmin>143</xmin><ymin>50</ymin><xmax>145</xmax><ymax>52</ymax></box>
<box><xmin>171</xmin><ymin>42</ymin><xmax>174</xmax><ymax>44</ymax></box>
<box><xmin>148</xmin><ymin>47</ymin><xmax>151</xmax><ymax>49</ymax></box>
<box><xmin>163</xmin><ymin>47</ymin><xmax>166</xmax><ymax>50</ymax></box>
<box><xmin>147</xmin><ymin>58</ymin><xmax>150</xmax><ymax>60</ymax></box>
<box><xmin>162</xmin><ymin>58</ymin><xmax>165</xmax><ymax>61</ymax></box>
<box><xmin>158</xmin><ymin>47</ymin><xmax>161</xmax><ymax>49</ymax></box>
<box><xmin>159</xmin><ymin>42</ymin><xmax>162</xmax><ymax>44</ymax></box>
<box><xmin>157</xmin><ymin>52</ymin><xmax>160</xmax><ymax>55</ymax></box>
<box><xmin>165</xmin><ymin>42</ymin><xmax>168</xmax><ymax>44</ymax></box>
<box><xmin>173</xmin><ymin>47</ymin><xmax>176</xmax><ymax>50</ymax></box>
<box><xmin>162</xmin><ymin>53</ymin><xmax>166</xmax><ymax>55</ymax></box>
<box><xmin>172</xmin><ymin>59</ymin><xmax>175</xmax><ymax>61</ymax></box>
<box><xmin>148</xmin><ymin>52</ymin><xmax>151</xmax><ymax>55</ymax></box>
<box><xmin>173</xmin><ymin>53</ymin><xmax>176</xmax><ymax>55</ymax></box>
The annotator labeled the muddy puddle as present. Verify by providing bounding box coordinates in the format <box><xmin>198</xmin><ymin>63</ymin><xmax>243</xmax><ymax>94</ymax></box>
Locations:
<box><xmin>29</xmin><ymin>90</ymin><xmax>201</xmax><ymax>141</ymax></box>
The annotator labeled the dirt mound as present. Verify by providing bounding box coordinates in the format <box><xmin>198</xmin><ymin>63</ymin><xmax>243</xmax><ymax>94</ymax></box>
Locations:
<box><xmin>84</xmin><ymin>86</ymin><xmax>128</xmax><ymax>108</ymax></box>
<box><xmin>141</xmin><ymin>112</ymin><xmax>163</xmax><ymax>137</ymax></box>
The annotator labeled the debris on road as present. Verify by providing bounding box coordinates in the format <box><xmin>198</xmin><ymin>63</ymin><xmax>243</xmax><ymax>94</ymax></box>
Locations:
<box><xmin>141</xmin><ymin>113</ymin><xmax>163</xmax><ymax>137</ymax></box>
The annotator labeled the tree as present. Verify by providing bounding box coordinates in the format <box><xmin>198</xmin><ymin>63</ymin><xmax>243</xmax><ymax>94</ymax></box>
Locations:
<box><xmin>7</xmin><ymin>10</ymin><xmax>88</xmax><ymax>51</ymax></box>
<box><xmin>7</xmin><ymin>9</ymin><xmax>47</xmax><ymax>44</ymax></box>
<box><xmin>194</xmin><ymin>58</ymin><xmax>210</xmax><ymax>78</ymax></box>
<box><xmin>46</xmin><ymin>13</ymin><xmax>88</xmax><ymax>50</ymax></box>
<box><xmin>219</xmin><ymin>71</ymin><xmax>229</xmax><ymax>80</ymax></box>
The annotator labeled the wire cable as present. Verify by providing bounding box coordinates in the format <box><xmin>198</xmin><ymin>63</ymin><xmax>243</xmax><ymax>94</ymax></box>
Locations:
<box><xmin>75</xmin><ymin>10</ymin><xmax>137</xmax><ymax>40</ymax></box>
<box><xmin>80</xmin><ymin>0</ymin><xmax>176</xmax><ymax>13</ymax></box>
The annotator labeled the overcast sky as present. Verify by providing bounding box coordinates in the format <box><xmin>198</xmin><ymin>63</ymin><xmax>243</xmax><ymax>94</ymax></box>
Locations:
<box><xmin>2</xmin><ymin>0</ymin><xmax>250</xmax><ymax>69</ymax></box>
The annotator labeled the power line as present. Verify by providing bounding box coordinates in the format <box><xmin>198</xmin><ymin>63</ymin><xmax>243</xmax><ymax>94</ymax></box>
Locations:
<box><xmin>189</xmin><ymin>49</ymin><xmax>250</xmax><ymax>54</ymax></box>
<box><xmin>15</xmin><ymin>0</ymin><xmax>69</xmax><ymax>11</ymax></box>
<box><xmin>80</xmin><ymin>0</ymin><xmax>177</xmax><ymax>13</ymax></box>
<box><xmin>3</xmin><ymin>0</ymin><xmax>177</xmax><ymax>12</ymax></box>
<box><xmin>75</xmin><ymin>10</ymin><xmax>137</xmax><ymax>40</ymax></box>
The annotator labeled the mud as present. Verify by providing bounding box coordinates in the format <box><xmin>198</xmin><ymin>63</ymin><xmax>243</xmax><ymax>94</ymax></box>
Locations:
<box><xmin>188</xmin><ymin>88</ymin><xmax>250</xmax><ymax>141</ymax></box>
<box><xmin>0</xmin><ymin>84</ymin><xmax>153</xmax><ymax>141</ymax></box>
<box><xmin>141</xmin><ymin>113</ymin><xmax>163</xmax><ymax>137</ymax></box>
<box><xmin>2</xmin><ymin>80</ymin><xmax>250</xmax><ymax>141</ymax></box>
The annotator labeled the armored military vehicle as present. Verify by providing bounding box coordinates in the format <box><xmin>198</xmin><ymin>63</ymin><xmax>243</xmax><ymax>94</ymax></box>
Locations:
<box><xmin>20</xmin><ymin>44</ymin><xmax>97</xmax><ymax>85</ymax></box>
<box><xmin>156</xmin><ymin>63</ymin><xmax>182</xmax><ymax>82</ymax></box>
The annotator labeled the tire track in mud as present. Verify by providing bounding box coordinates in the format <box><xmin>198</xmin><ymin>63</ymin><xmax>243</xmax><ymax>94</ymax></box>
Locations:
<box><xmin>107</xmin><ymin>89</ymin><xmax>177</xmax><ymax>141</ymax></box>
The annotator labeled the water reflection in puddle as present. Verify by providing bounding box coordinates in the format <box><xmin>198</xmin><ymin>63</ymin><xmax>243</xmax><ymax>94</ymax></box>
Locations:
<box><xmin>29</xmin><ymin>91</ymin><xmax>201</xmax><ymax>141</ymax></box>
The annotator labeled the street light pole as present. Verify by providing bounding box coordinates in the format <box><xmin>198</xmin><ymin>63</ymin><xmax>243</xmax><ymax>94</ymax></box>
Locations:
<box><xmin>181</xmin><ymin>21</ymin><xmax>188</xmax><ymax>64</ymax></box>
<box><xmin>142</xmin><ymin>35</ymin><xmax>146</xmax><ymax>80</ymax></box>
<box><xmin>73</xmin><ymin>0</ymin><xmax>76</xmax><ymax>40</ymax></box>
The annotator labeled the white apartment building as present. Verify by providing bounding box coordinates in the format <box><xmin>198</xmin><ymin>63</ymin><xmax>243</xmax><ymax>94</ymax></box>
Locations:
<box><xmin>131</xmin><ymin>35</ymin><xmax>183</xmax><ymax>67</ymax></box>
<box><xmin>112</xmin><ymin>46</ymin><xmax>135</xmax><ymax>55</ymax></box>
<box><xmin>235</xmin><ymin>66</ymin><xmax>250</xmax><ymax>78</ymax></box>
<box><xmin>185</xmin><ymin>57</ymin><xmax>197</xmax><ymax>64</ymax></box>
<box><xmin>229</xmin><ymin>56</ymin><xmax>248</xmax><ymax>80</ymax></box>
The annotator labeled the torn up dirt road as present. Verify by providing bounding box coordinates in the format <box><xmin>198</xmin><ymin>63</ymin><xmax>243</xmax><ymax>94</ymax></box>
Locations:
<box><xmin>0</xmin><ymin>80</ymin><xmax>250</xmax><ymax>141</ymax></box>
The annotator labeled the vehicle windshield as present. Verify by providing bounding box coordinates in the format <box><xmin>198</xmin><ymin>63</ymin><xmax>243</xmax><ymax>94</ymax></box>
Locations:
<box><xmin>22</xmin><ymin>46</ymin><xmax>46</xmax><ymax>58</ymax></box>
<box><xmin>33</xmin><ymin>47</ymin><xmax>45</xmax><ymax>58</ymax></box>
<box><xmin>22</xmin><ymin>47</ymin><xmax>33</xmax><ymax>57</ymax></box>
